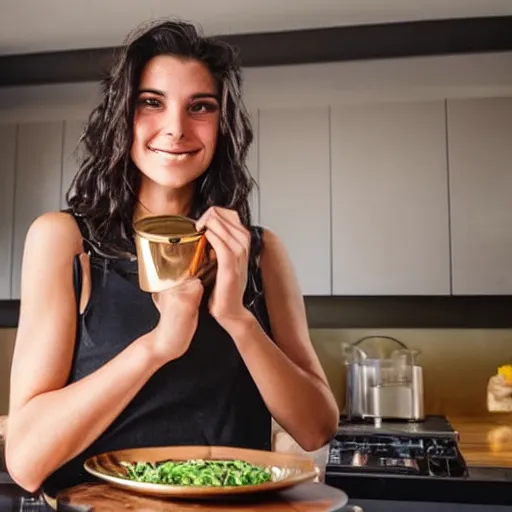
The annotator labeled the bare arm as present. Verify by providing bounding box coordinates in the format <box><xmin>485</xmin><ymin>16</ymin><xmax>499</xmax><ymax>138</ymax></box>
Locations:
<box><xmin>223</xmin><ymin>229</ymin><xmax>339</xmax><ymax>452</ymax></box>
<box><xmin>6</xmin><ymin>212</ymin><xmax>202</xmax><ymax>492</ymax></box>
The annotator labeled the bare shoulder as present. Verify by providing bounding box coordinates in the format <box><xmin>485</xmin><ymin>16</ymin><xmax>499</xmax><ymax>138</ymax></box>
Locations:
<box><xmin>260</xmin><ymin>226</ymin><xmax>281</xmax><ymax>250</ymax></box>
<box><xmin>258</xmin><ymin>226</ymin><xmax>305</xmax><ymax>323</ymax></box>
<box><xmin>259</xmin><ymin>227</ymin><xmax>295</xmax><ymax>279</ymax></box>
<box><xmin>19</xmin><ymin>211</ymin><xmax>84</xmax><ymax>300</ymax></box>
<box><xmin>24</xmin><ymin>211</ymin><xmax>83</xmax><ymax>259</ymax></box>
<box><xmin>260</xmin><ymin>227</ymin><xmax>285</xmax><ymax>262</ymax></box>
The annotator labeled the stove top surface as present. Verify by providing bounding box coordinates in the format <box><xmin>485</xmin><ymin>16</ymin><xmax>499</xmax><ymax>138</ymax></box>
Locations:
<box><xmin>338</xmin><ymin>414</ymin><xmax>458</xmax><ymax>438</ymax></box>
<box><xmin>328</xmin><ymin>415</ymin><xmax>467</xmax><ymax>479</ymax></box>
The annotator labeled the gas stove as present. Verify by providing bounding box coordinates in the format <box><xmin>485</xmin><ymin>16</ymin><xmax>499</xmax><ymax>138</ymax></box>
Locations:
<box><xmin>326</xmin><ymin>415</ymin><xmax>468</xmax><ymax>479</ymax></box>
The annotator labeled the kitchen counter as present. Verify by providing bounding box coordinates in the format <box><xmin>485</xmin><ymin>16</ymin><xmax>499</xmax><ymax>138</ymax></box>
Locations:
<box><xmin>448</xmin><ymin>413</ymin><xmax>512</xmax><ymax>468</ymax></box>
<box><xmin>325</xmin><ymin>414</ymin><xmax>512</xmax><ymax>506</ymax></box>
<box><xmin>2</xmin><ymin>415</ymin><xmax>512</xmax><ymax>510</ymax></box>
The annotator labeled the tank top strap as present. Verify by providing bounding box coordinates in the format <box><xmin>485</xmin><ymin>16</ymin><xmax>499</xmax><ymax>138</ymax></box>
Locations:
<box><xmin>244</xmin><ymin>225</ymin><xmax>272</xmax><ymax>338</ymax></box>
<box><xmin>62</xmin><ymin>208</ymin><xmax>112</xmax><ymax>295</ymax></box>
<box><xmin>61</xmin><ymin>208</ymin><xmax>95</xmax><ymax>255</ymax></box>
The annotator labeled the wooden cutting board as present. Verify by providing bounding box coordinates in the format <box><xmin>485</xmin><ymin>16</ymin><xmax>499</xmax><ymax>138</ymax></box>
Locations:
<box><xmin>55</xmin><ymin>481</ymin><xmax>349</xmax><ymax>511</ymax></box>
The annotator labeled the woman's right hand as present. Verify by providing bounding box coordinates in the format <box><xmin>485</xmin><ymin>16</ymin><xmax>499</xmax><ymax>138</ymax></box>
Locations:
<box><xmin>151</xmin><ymin>278</ymin><xmax>204</xmax><ymax>363</ymax></box>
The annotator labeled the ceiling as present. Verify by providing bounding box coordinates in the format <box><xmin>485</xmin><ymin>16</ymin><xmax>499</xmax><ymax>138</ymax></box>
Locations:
<box><xmin>2</xmin><ymin>0</ymin><xmax>512</xmax><ymax>56</ymax></box>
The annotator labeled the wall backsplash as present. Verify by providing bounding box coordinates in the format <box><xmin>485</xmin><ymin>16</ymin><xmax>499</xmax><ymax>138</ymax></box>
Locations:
<box><xmin>0</xmin><ymin>328</ymin><xmax>16</xmax><ymax>415</ymax></box>
<box><xmin>1</xmin><ymin>327</ymin><xmax>511</xmax><ymax>416</ymax></box>
<box><xmin>311</xmin><ymin>328</ymin><xmax>512</xmax><ymax>416</ymax></box>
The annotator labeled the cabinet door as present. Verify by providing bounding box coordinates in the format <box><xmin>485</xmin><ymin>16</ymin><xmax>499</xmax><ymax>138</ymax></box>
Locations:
<box><xmin>448</xmin><ymin>98</ymin><xmax>512</xmax><ymax>295</ymax></box>
<box><xmin>61</xmin><ymin>120</ymin><xmax>85</xmax><ymax>209</ymax></box>
<box><xmin>331</xmin><ymin>101</ymin><xmax>450</xmax><ymax>295</ymax></box>
<box><xmin>11</xmin><ymin>122</ymin><xmax>64</xmax><ymax>299</ymax></box>
<box><xmin>259</xmin><ymin>107</ymin><xmax>331</xmax><ymax>295</ymax></box>
<box><xmin>0</xmin><ymin>124</ymin><xmax>17</xmax><ymax>299</ymax></box>
<box><xmin>247</xmin><ymin>109</ymin><xmax>260</xmax><ymax>224</ymax></box>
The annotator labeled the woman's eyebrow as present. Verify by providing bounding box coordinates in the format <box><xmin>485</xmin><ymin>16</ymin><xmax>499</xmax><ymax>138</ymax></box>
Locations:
<box><xmin>137</xmin><ymin>89</ymin><xmax>219</xmax><ymax>101</ymax></box>
<box><xmin>190</xmin><ymin>93</ymin><xmax>220</xmax><ymax>102</ymax></box>
<box><xmin>138</xmin><ymin>88</ymin><xmax>165</xmax><ymax>97</ymax></box>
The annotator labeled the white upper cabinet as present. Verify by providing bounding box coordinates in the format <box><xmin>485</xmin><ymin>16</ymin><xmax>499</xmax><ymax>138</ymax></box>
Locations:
<box><xmin>448</xmin><ymin>98</ymin><xmax>512</xmax><ymax>295</ymax></box>
<box><xmin>11</xmin><ymin>122</ymin><xmax>64</xmax><ymax>299</ymax></box>
<box><xmin>258</xmin><ymin>107</ymin><xmax>331</xmax><ymax>295</ymax></box>
<box><xmin>1</xmin><ymin>92</ymin><xmax>512</xmax><ymax>301</ymax></box>
<box><xmin>61</xmin><ymin>120</ymin><xmax>85</xmax><ymax>209</ymax></box>
<box><xmin>0</xmin><ymin>124</ymin><xmax>17</xmax><ymax>299</ymax></box>
<box><xmin>331</xmin><ymin>101</ymin><xmax>451</xmax><ymax>295</ymax></box>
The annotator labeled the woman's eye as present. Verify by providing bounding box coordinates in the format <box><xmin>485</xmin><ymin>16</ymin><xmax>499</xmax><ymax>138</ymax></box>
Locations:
<box><xmin>189</xmin><ymin>102</ymin><xmax>218</xmax><ymax>114</ymax></box>
<box><xmin>138</xmin><ymin>98</ymin><xmax>161</xmax><ymax>108</ymax></box>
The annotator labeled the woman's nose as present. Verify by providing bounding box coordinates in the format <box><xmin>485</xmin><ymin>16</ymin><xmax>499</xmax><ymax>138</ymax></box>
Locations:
<box><xmin>163</xmin><ymin>105</ymin><xmax>186</xmax><ymax>141</ymax></box>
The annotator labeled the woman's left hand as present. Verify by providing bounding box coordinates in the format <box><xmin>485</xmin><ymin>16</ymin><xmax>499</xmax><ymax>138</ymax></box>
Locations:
<box><xmin>195</xmin><ymin>207</ymin><xmax>252</xmax><ymax>329</ymax></box>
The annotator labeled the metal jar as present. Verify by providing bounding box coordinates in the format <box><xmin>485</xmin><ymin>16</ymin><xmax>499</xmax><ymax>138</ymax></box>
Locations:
<box><xmin>133</xmin><ymin>215</ymin><xmax>216</xmax><ymax>293</ymax></box>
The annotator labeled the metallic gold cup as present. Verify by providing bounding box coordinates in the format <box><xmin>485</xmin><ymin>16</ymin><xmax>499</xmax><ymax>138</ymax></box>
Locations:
<box><xmin>133</xmin><ymin>215</ymin><xmax>216</xmax><ymax>293</ymax></box>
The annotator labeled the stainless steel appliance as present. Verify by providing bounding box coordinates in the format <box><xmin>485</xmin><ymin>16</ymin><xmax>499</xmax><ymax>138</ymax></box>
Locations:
<box><xmin>342</xmin><ymin>336</ymin><xmax>425</xmax><ymax>425</ymax></box>
<box><xmin>325</xmin><ymin>417</ymin><xmax>510</xmax><ymax>507</ymax></box>
<box><xmin>326</xmin><ymin>415</ymin><xmax>468</xmax><ymax>479</ymax></box>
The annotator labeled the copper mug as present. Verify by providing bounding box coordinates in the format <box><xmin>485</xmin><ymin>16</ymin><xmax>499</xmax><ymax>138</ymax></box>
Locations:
<box><xmin>133</xmin><ymin>215</ymin><xmax>216</xmax><ymax>293</ymax></box>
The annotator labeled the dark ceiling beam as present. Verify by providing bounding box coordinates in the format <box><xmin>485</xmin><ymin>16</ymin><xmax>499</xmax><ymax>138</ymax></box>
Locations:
<box><xmin>1</xmin><ymin>16</ymin><xmax>512</xmax><ymax>87</ymax></box>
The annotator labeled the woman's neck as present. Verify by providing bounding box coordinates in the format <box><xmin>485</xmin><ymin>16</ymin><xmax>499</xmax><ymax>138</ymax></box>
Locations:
<box><xmin>134</xmin><ymin>179</ymin><xmax>194</xmax><ymax>222</ymax></box>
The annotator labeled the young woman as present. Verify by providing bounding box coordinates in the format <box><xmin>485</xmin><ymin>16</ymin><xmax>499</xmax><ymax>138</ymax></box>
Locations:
<box><xmin>6</xmin><ymin>19</ymin><xmax>339</xmax><ymax>497</ymax></box>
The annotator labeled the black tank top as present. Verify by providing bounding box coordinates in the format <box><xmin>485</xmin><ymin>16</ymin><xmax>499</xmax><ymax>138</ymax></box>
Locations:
<box><xmin>42</xmin><ymin>213</ymin><xmax>272</xmax><ymax>497</ymax></box>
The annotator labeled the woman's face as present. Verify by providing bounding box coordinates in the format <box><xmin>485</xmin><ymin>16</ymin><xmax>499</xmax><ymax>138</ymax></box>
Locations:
<box><xmin>131</xmin><ymin>55</ymin><xmax>220</xmax><ymax>190</ymax></box>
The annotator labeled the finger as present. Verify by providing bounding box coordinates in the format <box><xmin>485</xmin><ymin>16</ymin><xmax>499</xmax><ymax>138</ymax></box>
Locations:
<box><xmin>156</xmin><ymin>276</ymin><xmax>203</xmax><ymax>300</ymax></box>
<box><xmin>195</xmin><ymin>207</ymin><xmax>215</xmax><ymax>232</ymax></box>
<box><xmin>203</xmin><ymin>208</ymin><xmax>250</xmax><ymax>254</ymax></box>
<box><xmin>213</xmin><ymin>208</ymin><xmax>250</xmax><ymax>247</ymax></box>
<box><xmin>203</xmin><ymin>215</ymin><xmax>248</xmax><ymax>260</ymax></box>
<box><xmin>173</xmin><ymin>277</ymin><xmax>204</xmax><ymax>294</ymax></box>
<box><xmin>203</xmin><ymin>228</ymin><xmax>235</xmax><ymax>268</ymax></box>
<box><xmin>196</xmin><ymin>260</ymin><xmax>217</xmax><ymax>287</ymax></box>
<box><xmin>183</xmin><ymin>278</ymin><xmax>205</xmax><ymax>304</ymax></box>
<box><xmin>210</xmin><ymin>206</ymin><xmax>240</xmax><ymax>224</ymax></box>
<box><xmin>196</xmin><ymin>207</ymin><xmax>241</xmax><ymax>233</ymax></box>
<box><xmin>205</xmin><ymin>206</ymin><xmax>242</xmax><ymax>229</ymax></box>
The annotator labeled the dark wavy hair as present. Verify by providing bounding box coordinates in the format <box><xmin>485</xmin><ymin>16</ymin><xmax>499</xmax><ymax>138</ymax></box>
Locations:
<box><xmin>67</xmin><ymin>19</ymin><xmax>255</xmax><ymax>258</ymax></box>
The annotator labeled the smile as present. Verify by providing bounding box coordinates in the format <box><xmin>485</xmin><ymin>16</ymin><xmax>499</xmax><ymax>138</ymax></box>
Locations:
<box><xmin>148</xmin><ymin>146</ymin><xmax>199</xmax><ymax>160</ymax></box>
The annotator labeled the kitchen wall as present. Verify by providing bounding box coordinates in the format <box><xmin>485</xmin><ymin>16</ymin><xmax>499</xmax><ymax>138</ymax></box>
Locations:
<box><xmin>1</xmin><ymin>52</ymin><xmax>512</xmax><ymax>416</ymax></box>
<box><xmin>2</xmin><ymin>54</ymin><xmax>512</xmax><ymax>300</ymax></box>
<box><xmin>0</xmin><ymin>329</ymin><xmax>15</xmax><ymax>415</ymax></box>
<box><xmin>1</xmin><ymin>326</ymin><xmax>510</xmax><ymax>417</ymax></box>
<box><xmin>311</xmin><ymin>328</ymin><xmax>512</xmax><ymax>417</ymax></box>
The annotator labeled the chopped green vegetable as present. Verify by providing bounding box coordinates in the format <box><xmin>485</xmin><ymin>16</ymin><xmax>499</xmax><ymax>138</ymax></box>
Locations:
<box><xmin>119</xmin><ymin>459</ymin><xmax>273</xmax><ymax>486</ymax></box>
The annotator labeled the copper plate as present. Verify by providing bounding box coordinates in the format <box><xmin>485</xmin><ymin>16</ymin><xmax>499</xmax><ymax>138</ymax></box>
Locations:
<box><xmin>84</xmin><ymin>445</ymin><xmax>319</xmax><ymax>498</ymax></box>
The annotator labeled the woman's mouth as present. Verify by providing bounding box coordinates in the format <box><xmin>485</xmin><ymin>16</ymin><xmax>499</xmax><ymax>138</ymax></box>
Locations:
<box><xmin>148</xmin><ymin>146</ymin><xmax>199</xmax><ymax>161</ymax></box>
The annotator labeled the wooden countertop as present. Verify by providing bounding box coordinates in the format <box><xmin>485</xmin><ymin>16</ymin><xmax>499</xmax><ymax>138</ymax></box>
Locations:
<box><xmin>449</xmin><ymin>413</ymin><xmax>512</xmax><ymax>468</ymax></box>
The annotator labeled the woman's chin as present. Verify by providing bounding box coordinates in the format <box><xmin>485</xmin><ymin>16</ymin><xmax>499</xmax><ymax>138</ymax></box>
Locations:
<box><xmin>141</xmin><ymin>169</ymin><xmax>204</xmax><ymax>190</ymax></box>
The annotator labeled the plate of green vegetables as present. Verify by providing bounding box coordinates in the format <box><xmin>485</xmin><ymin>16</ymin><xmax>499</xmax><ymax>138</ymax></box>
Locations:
<box><xmin>84</xmin><ymin>445</ymin><xmax>319</xmax><ymax>498</ymax></box>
